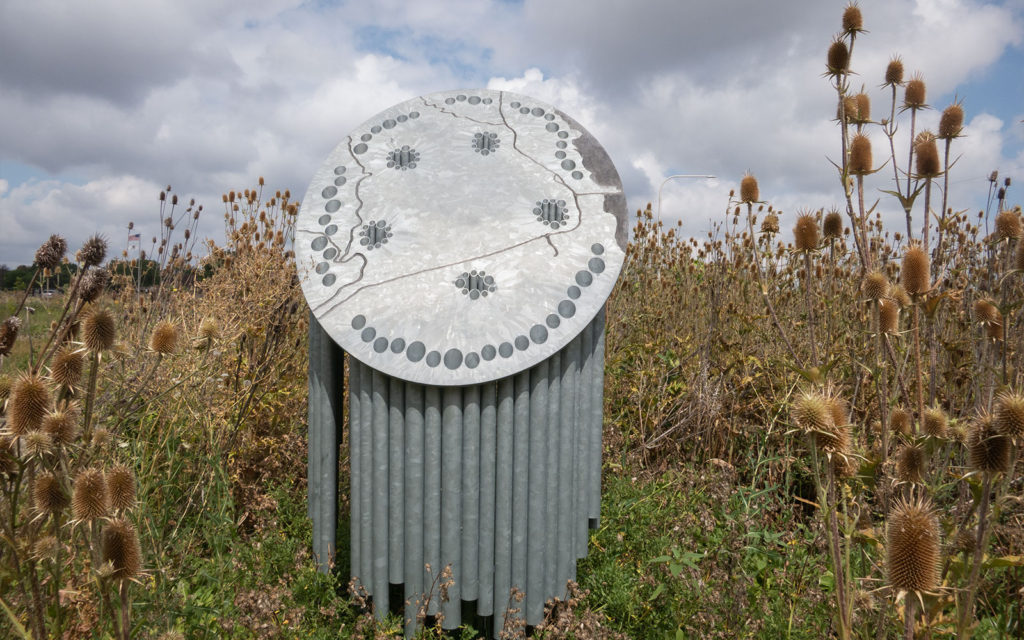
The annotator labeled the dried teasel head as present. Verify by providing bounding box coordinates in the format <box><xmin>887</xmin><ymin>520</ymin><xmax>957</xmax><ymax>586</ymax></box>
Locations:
<box><xmin>8</xmin><ymin>374</ymin><xmax>51</xmax><ymax>436</ymax></box>
<box><xmin>72</xmin><ymin>467</ymin><xmax>109</xmax><ymax>521</ymax></box>
<box><xmin>849</xmin><ymin>133</ymin><xmax>873</xmax><ymax>175</ymax></box>
<box><xmin>900</xmin><ymin>245</ymin><xmax>930</xmax><ymax>296</ymax></box>
<box><xmin>890</xmin><ymin>407</ymin><xmax>912</xmax><ymax>436</ymax></box>
<box><xmin>198</xmin><ymin>317</ymin><xmax>220</xmax><ymax>341</ymax></box>
<box><xmin>986</xmin><ymin>309</ymin><xmax>1004</xmax><ymax>341</ymax></box>
<box><xmin>823</xmin><ymin>210</ymin><xmax>843</xmax><ymax>238</ymax></box>
<box><xmin>33</xmin><ymin>471</ymin><xmax>68</xmax><ymax>516</ymax></box>
<box><xmin>896</xmin><ymin>444</ymin><xmax>925</xmax><ymax>483</ymax></box>
<box><xmin>937</xmin><ymin>102</ymin><xmax>964</xmax><ymax>140</ymax></box>
<box><xmin>914</xmin><ymin>131</ymin><xmax>941</xmax><ymax>178</ymax></box>
<box><xmin>842</xmin><ymin>3</ymin><xmax>863</xmax><ymax>33</ymax></box>
<box><xmin>827</xmin><ymin>395</ymin><xmax>850</xmax><ymax>428</ymax></box>
<box><xmin>102</xmin><ymin>518</ymin><xmax>142</xmax><ymax>580</ymax></box>
<box><xmin>82</xmin><ymin>309</ymin><xmax>116</xmax><ymax>353</ymax></box>
<box><xmin>921</xmin><ymin>407</ymin><xmax>948</xmax><ymax>438</ymax></box>
<box><xmin>79</xmin><ymin>267</ymin><xmax>110</xmax><ymax>303</ymax></box>
<box><xmin>890</xmin><ymin>284</ymin><xmax>911</xmax><ymax>308</ymax></box>
<box><xmin>994</xmin><ymin>209</ymin><xmax>1022</xmax><ymax>240</ymax></box>
<box><xmin>149</xmin><ymin>321</ymin><xmax>179</xmax><ymax>355</ymax></box>
<box><xmin>0</xmin><ymin>316</ymin><xmax>20</xmax><ymax>357</ymax></box>
<box><xmin>903</xmin><ymin>73</ymin><xmax>927</xmax><ymax>109</ymax></box>
<box><xmin>76</xmin><ymin>235</ymin><xmax>107</xmax><ymax>268</ymax></box>
<box><xmin>34</xmin><ymin>235</ymin><xmax>67</xmax><ymax>271</ymax></box>
<box><xmin>954</xmin><ymin>529</ymin><xmax>976</xmax><ymax>555</ymax></box>
<box><xmin>854</xmin><ymin>92</ymin><xmax>871</xmax><ymax>121</ymax></box>
<box><xmin>740</xmin><ymin>173</ymin><xmax>759</xmax><ymax>203</ymax></box>
<box><xmin>973</xmin><ymin>298</ymin><xmax>999</xmax><ymax>324</ymax></box>
<box><xmin>879</xmin><ymin>299</ymin><xmax>900</xmax><ymax>333</ymax></box>
<box><xmin>50</xmin><ymin>344</ymin><xmax>85</xmax><ymax>389</ymax></box>
<box><xmin>760</xmin><ymin>214</ymin><xmax>779</xmax><ymax>234</ymax></box>
<box><xmin>793</xmin><ymin>213</ymin><xmax>820</xmax><ymax>252</ymax></box>
<box><xmin>23</xmin><ymin>430</ymin><xmax>53</xmax><ymax>457</ymax></box>
<box><xmin>42</xmin><ymin>404</ymin><xmax>80</xmax><ymax>446</ymax></box>
<box><xmin>826</xmin><ymin>39</ymin><xmax>850</xmax><ymax>76</ymax></box>
<box><xmin>887</xmin><ymin>496</ymin><xmax>940</xmax><ymax>593</ymax></box>
<box><xmin>862</xmin><ymin>271</ymin><xmax>889</xmax><ymax>300</ymax></box>
<box><xmin>885</xmin><ymin>56</ymin><xmax>904</xmax><ymax>86</ymax></box>
<box><xmin>839</xmin><ymin>95</ymin><xmax>859</xmax><ymax>122</ymax></box>
<box><xmin>968</xmin><ymin>412</ymin><xmax>1010</xmax><ymax>474</ymax></box>
<box><xmin>993</xmin><ymin>391</ymin><xmax>1024</xmax><ymax>440</ymax></box>
<box><xmin>106</xmin><ymin>465</ymin><xmax>137</xmax><ymax>512</ymax></box>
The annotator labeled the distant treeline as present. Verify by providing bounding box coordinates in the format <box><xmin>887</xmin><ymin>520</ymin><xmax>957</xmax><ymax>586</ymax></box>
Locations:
<box><xmin>0</xmin><ymin>259</ymin><xmax>169</xmax><ymax>291</ymax></box>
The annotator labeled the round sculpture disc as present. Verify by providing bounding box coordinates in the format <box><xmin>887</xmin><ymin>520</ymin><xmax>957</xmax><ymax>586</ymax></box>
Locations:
<box><xmin>296</xmin><ymin>89</ymin><xmax>627</xmax><ymax>386</ymax></box>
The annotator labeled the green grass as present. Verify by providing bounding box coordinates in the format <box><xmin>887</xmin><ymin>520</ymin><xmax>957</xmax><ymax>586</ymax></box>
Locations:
<box><xmin>0</xmin><ymin>292</ymin><xmax>65</xmax><ymax>373</ymax></box>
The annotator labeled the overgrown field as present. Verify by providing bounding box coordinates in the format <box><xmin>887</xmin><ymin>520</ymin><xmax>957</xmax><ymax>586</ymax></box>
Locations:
<box><xmin>2</xmin><ymin>5</ymin><xmax>1023</xmax><ymax>639</ymax></box>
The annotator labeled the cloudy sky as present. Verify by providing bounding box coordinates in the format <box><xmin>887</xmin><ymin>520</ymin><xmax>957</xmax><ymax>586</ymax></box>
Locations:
<box><xmin>1</xmin><ymin>0</ymin><xmax>1022</xmax><ymax>267</ymax></box>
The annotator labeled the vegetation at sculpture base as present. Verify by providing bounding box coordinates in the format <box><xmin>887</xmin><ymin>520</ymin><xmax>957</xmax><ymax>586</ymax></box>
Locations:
<box><xmin>1</xmin><ymin>5</ymin><xmax>1022</xmax><ymax>639</ymax></box>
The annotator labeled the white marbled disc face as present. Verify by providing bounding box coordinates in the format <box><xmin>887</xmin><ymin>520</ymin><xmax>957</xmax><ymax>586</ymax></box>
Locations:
<box><xmin>295</xmin><ymin>89</ymin><xmax>627</xmax><ymax>386</ymax></box>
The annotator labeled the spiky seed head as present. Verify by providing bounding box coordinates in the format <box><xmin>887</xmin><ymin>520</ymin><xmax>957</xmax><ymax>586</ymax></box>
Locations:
<box><xmin>994</xmin><ymin>391</ymin><xmax>1024</xmax><ymax>439</ymax></box>
<box><xmin>994</xmin><ymin>210</ymin><xmax>1022</xmax><ymax>240</ymax></box>
<box><xmin>72</xmin><ymin>468</ymin><xmax>109</xmax><ymax>521</ymax></box>
<box><xmin>823</xmin><ymin>210</ymin><xmax>843</xmax><ymax>238</ymax></box>
<box><xmin>76</xmin><ymin>235</ymin><xmax>107</xmax><ymax>268</ymax></box>
<box><xmin>954</xmin><ymin>529</ymin><xmax>976</xmax><ymax>555</ymax></box>
<box><xmin>0</xmin><ymin>316</ymin><xmax>20</xmax><ymax>357</ymax></box>
<box><xmin>885</xmin><ymin>57</ymin><xmax>904</xmax><ymax>86</ymax></box>
<box><xmin>904</xmin><ymin>74</ymin><xmax>927</xmax><ymax>109</ymax></box>
<box><xmin>915</xmin><ymin>131</ymin><xmax>941</xmax><ymax>177</ymax></box>
<box><xmin>33</xmin><ymin>471</ymin><xmax>68</xmax><ymax>516</ymax></box>
<box><xmin>842</xmin><ymin>3</ymin><xmax>863</xmax><ymax>32</ymax></box>
<box><xmin>794</xmin><ymin>214</ymin><xmax>820</xmax><ymax>252</ymax></box>
<box><xmin>891</xmin><ymin>407</ymin><xmax>912</xmax><ymax>436</ymax></box>
<box><xmin>849</xmin><ymin>133</ymin><xmax>873</xmax><ymax>175</ymax></box>
<box><xmin>198</xmin><ymin>317</ymin><xmax>220</xmax><ymax>341</ymax></box>
<box><xmin>896</xmin><ymin>445</ymin><xmax>925</xmax><ymax>483</ymax></box>
<box><xmin>793</xmin><ymin>392</ymin><xmax>832</xmax><ymax>432</ymax></box>
<box><xmin>938</xmin><ymin>103</ymin><xmax>964</xmax><ymax>139</ymax></box>
<box><xmin>760</xmin><ymin>214</ymin><xmax>779</xmax><ymax>234</ymax></box>
<box><xmin>986</xmin><ymin>310</ymin><xmax>1004</xmax><ymax>341</ymax></box>
<box><xmin>740</xmin><ymin>173</ymin><xmax>759</xmax><ymax>203</ymax></box>
<box><xmin>854</xmin><ymin>92</ymin><xmax>871</xmax><ymax>122</ymax></box>
<box><xmin>50</xmin><ymin>345</ymin><xmax>85</xmax><ymax>389</ymax></box>
<box><xmin>32</xmin><ymin>535</ymin><xmax>59</xmax><ymax>562</ymax></box>
<box><xmin>968</xmin><ymin>413</ymin><xmax>1011</xmax><ymax>473</ymax></box>
<box><xmin>922</xmin><ymin>407</ymin><xmax>948</xmax><ymax>438</ymax></box>
<box><xmin>102</xmin><ymin>518</ymin><xmax>142</xmax><ymax>580</ymax></box>
<box><xmin>863</xmin><ymin>271</ymin><xmax>889</xmax><ymax>300</ymax></box>
<box><xmin>82</xmin><ymin>309</ymin><xmax>116</xmax><ymax>352</ymax></box>
<box><xmin>8</xmin><ymin>374</ymin><xmax>51</xmax><ymax>436</ymax></box>
<box><xmin>34</xmin><ymin>235</ymin><xmax>67</xmax><ymax>270</ymax></box>
<box><xmin>900</xmin><ymin>245</ymin><xmax>930</xmax><ymax>296</ymax></box>
<box><xmin>149</xmin><ymin>321</ymin><xmax>179</xmax><ymax>355</ymax></box>
<box><xmin>92</xmin><ymin>427</ymin><xmax>111</xmax><ymax>450</ymax></box>
<box><xmin>23</xmin><ymin>430</ymin><xmax>53</xmax><ymax>457</ymax></box>
<box><xmin>106</xmin><ymin>465</ymin><xmax>136</xmax><ymax>512</ymax></box>
<box><xmin>890</xmin><ymin>284</ymin><xmax>911</xmax><ymax>308</ymax></box>
<box><xmin>887</xmin><ymin>496</ymin><xmax>940</xmax><ymax>593</ymax></box>
<box><xmin>879</xmin><ymin>299</ymin><xmax>900</xmax><ymax>333</ymax></box>
<box><xmin>826</xmin><ymin>39</ymin><xmax>850</xmax><ymax>75</ymax></box>
<box><xmin>951</xmin><ymin>422</ymin><xmax>968</xmax><ymax>445</ymax></box>
<box><xmin>839</xmin><ymin>95</ymin><xmax>859</xmax><ymax>122</ymax></box>
<box><xmin>973</xmin><ymin>298</ymin><xmax>999</xmax><ymax>324</ymax></box>
<box><xmin>43</xmin><ymin>404</ymin><xmax>80</xmax><ymax>446</ymax></box>
<box><xmin>827</xmin><ymin>395</ymin><xmax>850</xmax><ymax>428</ymax></box>
<box><xmin>79</xmin><ymin>267</ymin><xmax>110</xmax><ymax>303</ymax></box>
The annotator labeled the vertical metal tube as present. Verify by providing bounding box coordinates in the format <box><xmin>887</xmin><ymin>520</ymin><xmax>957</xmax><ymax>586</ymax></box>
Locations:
<box><xmin>358</xmin><ymin>361</ymin><xmax>373</xmax><ymax>586</ymax></box>
<box><xmin>461</xmin><ymin>385</ymin><xmax>481</xmax><ymax>602</ymax></box>
<box><xmin>440</xmin><ymin>387</ymin><xmax>463</xmax><ymax>628</ymax></box>
<box><xmin>526</xmin><ymin>359</ymin><xmax>548</xmax><ymax>624</ymax></box>
<box><xmin>348</xmin><ymin>352</ymin><xmax>362</xmax><ymax>582</ymax></box>
<box><xmin>477</xmin><ymin>381</ymin><xmax>497</xmax><ymax>617</ymax></box>
<box><xmin>307</xmin><ymin>314</ymin><xmax>321</xmax><ymax>555</ymax></box>
<box><xmin>403</xmin><ymin>382</ymin><xmax>424</xmax><ymax>637</ymax></box>
<box><xmin>577</xmin><ymin>319</ymin><xmax>594</xmax><ymax>556</ymax></box>
<box><xmin>389</xmin><ymin>377</ymin><xmax>405</xmax><ymax>584</ymax></box>
<box><xmin>509</xmin><ymin>371</ymin><xmax>530</xmax><ymax>630</ymax></box>
<box><xmin>544</xmin><ymin>351</ymin><xmax>561</xmax><ymax>598</ymax></box>
<box><xmin>558</xmin><ymin>335</ymin><xmax>580</xmax><ymax>581</ymax></box>
<box><xmin>589</xmin><ymin>307</ymin><xmax>606</xmax><ymax>525</ymax></box>
<box><xmin>423</xmin><ymin>386</ymin><xmax>442</xmax><ymax>615</ymax></box>
<box><xmin>371</xmin><ymin>369</ymin><xmax>390</xmax><ymax>616</ymax></box>
<box><xmin>493</xmin><ymin>377</ymin><xmax>515</xmax><ymax>631</ymax></box>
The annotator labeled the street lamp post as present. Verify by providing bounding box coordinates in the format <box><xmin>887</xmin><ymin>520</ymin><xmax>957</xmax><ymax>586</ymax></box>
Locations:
<box><xmin>657</xmin><ymin>174</ymin><xmax>717</xmax><ymax>223</ymax></box>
